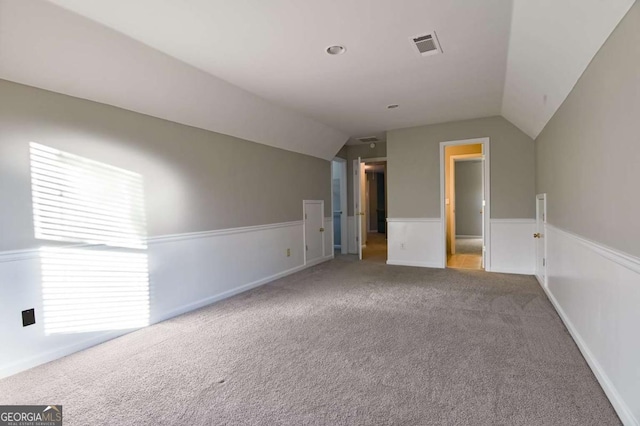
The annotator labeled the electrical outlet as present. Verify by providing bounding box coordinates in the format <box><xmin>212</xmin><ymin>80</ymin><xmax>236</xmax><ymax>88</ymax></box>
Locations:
<box><xmin>22</xmin><ymin>309</ymin><xmax>35</xmax><ymax>327</ymax></box>
<box><xmin>286</xmin><ymin>248</ymin><xmax>291</xmax><ymax>257</ymax></box>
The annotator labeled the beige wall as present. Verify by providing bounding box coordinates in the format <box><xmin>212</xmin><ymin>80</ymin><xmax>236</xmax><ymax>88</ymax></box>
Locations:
<box><xmin>0</xmin><ymin>80</ymin><xmax>331</xmax><ymax>252</ymax></box>
<box><xmin>445</xmin><ymin>144</ymin><xmax>482</xmax><ymax>254</ymax></box>
<box><xmin>387</xmin><ymin>116</ymin><xmax>535</xmax><ymax>219</ymax></box>
<box><xmin>535</xmin><ymin>3</ymin><xmax>640</xmax><ymax>257</ymax></box>
<box><xmin>335</xmin><ymin>145</ymin><xmax>348</xmax><ymax>160</ymax></box>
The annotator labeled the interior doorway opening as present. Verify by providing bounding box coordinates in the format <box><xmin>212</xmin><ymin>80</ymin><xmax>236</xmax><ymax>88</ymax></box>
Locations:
<box><xmin>440</xmin><ymin>139</ymin><xmax>490</xmax><ymax>271</ymax></box>
<box><xmin>331</xmin><ymin>158</ymin><xmax>347</xmax><ymax>255</ymax></box>
<box><xmin>354</xmin><ymin>158</ymin><xmax>387</xmax><ymax>263</ymax></box>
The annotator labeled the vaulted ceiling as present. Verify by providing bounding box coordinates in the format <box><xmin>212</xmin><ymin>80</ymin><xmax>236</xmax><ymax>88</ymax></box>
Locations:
<box><xmin>0</xmin><ymin>0</ymin><xmax>635</xmax><ymax>159</ymax></box>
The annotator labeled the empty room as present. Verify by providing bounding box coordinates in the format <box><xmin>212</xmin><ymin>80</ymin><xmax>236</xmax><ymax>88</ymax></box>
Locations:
<box><xmin>0</xmin><ymin>1</ymin><xmax>638</xmax><ymax>425</ymax></box>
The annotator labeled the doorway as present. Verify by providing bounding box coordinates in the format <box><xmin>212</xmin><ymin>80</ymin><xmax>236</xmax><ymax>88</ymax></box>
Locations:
<box><xmin>331</xmin><ymin>159</ymin><xmax>347</xmax><ymax>255</ymax></box>
<box><xmin>535</xmin><ymin>193</ymin><xmax>547</xmax><ymax>286</ymax></box>
<box><xmin>354</xmin><ymin>157</ymin><xmax>387</xmax><ymax>263</ymax></box>
<box><xmin>440</xmin><ymin>138</ymin><xmax>491</xmax><ymax>270</ymax></box>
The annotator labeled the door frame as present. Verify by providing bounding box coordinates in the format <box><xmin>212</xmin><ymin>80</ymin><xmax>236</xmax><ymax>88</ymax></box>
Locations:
<box><xmin>535</xmin><ymin>193</ymin><xmax>547</xmax><ymax>287</ymax></box>
<box><xmin>449</xmin><ymin>153</ymin><xmax>483</xmax><ymax>255</ymax></box>
<box><xmin>332</xmin><ymin>158</ymin><xmax>348</xmax><ymax>255</ymax></box>
<box><xmin>303</xmin><ymin>200</ymin><xmax>325</xmax><ymax>265</ymax></box>
<box><xmin>353</xmin><ymin>157</ymin><xmax>387</xmax><ymax>260</ymax></box>
<box><xmin>440</xmin><ymin>138</ymin><xmax>491</xmax><ymax>270</ymax></box>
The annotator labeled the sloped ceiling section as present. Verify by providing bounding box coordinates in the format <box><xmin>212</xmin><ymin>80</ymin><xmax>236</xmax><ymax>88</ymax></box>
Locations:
<box><xmin>44</xmin><ymin>0</ymin><xmax>514</xmax><ymax>141</ymax></box>
<box><xmin>0</xmin><ymin>0</ymin><xmax>348</xmax><ymax>160</ymax></box>
<box><xmin>502</xmin><ymin>0</ymin><xmax>635</xmax><ymax>139</ymax></box>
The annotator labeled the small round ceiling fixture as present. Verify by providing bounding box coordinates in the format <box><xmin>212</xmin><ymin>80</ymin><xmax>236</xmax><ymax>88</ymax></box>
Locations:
<box><xmin>370</xmin><ymin>143</ymin><xmax>376</xmax><ymax>148</ymax></box>
<box><xmin>326</xmin><ymin>45</ymin><xmax>346</xmax><ymax>55</ymax></box>
<box><xmin>387</xmin><ymin>104</ymin><xmax>399</xmax><ymax>109</ymax></box>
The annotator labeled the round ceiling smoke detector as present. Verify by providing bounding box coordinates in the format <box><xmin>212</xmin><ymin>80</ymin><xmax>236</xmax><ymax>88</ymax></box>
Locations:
<box><xmin>387</xmin><ymin>104</ymin><xmax>399</xmax><ymax>109</ymax></box>
<box><xmin>326</xmin><ymin>45</ymin><xmax>346</xmax><ymax>55</ymax></box>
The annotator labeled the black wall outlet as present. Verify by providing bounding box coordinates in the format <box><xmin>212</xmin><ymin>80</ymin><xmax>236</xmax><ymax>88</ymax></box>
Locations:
<box><xmin>22</xmin><ymin>309</ymin><xmax>35</xmax><ymax>327</ymax></box>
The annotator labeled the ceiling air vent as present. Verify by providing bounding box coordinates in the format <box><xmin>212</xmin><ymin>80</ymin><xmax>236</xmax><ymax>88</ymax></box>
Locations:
<box><xmin>357</xmin><ymin>137</ymin><xmax>379</xmax><ymax>143</ymax></box>
<box><xmin>411</xmin><ymin>31</ymin><xmax>442</xmax><ymax>56</ymax></box>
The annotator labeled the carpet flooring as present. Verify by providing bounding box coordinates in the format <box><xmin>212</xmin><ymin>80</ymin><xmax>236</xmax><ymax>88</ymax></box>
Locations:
<box><xmin>0</xmin><ymin>256</ymin><xmax>619</xmax><ymax>425</ymax></box>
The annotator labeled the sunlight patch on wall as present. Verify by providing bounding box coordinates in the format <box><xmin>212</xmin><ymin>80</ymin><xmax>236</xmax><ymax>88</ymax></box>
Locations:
<box><xmin>40</xmin><ymin>247</ymin><xmax>149</xmax><ymax>335</ymax></box>
<box><xmin>30</xmin><ymin>142</ymin><xmax>147</xmax><ymax>249</ymax></box>
<box><xmin>30</xmin><ymin>142</ymin><xmax>150</xmax><ymax>335</ymax></box>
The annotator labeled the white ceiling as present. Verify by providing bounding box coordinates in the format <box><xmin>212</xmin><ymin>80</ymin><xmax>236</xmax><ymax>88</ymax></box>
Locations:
<box><xmin>1</xmin><ymin>0</ymin><xmax>635</xmax><ymax>159</ymax></box>
<box><xmin>46</xmin><ymin>0</ymin><xmax>514</xmax><ymax>139</ymax></box>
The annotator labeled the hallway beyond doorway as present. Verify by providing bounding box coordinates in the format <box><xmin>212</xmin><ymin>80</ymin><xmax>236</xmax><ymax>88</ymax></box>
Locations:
<box><xmin>447</xmin><ymin>238</ymin><xmax>483</xmax><ymax>270</ymax></box>
<box><xmin>362</xmin><ymin>232</ymin><xmax>387</xmax><ymax>263</ymax></box>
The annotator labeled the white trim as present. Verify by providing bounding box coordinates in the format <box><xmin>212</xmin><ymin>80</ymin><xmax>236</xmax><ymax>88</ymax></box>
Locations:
<box><xmin>539</xmin><ymin>280</ymin><xmax>638</xmax><ymax>426</ymax></box>
<box><xmin>386</xmin><ymin>217</ymin><xmax>440</xmax><ymax>223</ymax></box>
<box><xmin>386</xmin><ymin>259</ymin><xmax>441</xmax><ymax>268</ymax></box>
<box><xmin>440</xmin><ymin>137</ymin><xmax>491</xmax><ymax>270</ymax></box>
<box><xmin>455</xmin><ymin>235</ymin><xmax>482</xmax><ymax>239</ymax></box>
<box><xmin>491</xmin><ymin>267</ymin><xmax>534</xmax><ymax>275</ymax></box>
<box><xmin>155</xmin><ymin>253</ymin><xmax>331</xmax><ymax>324</ymax></box>
<box><xmin>148</xmin><ymin>220</ymin><xmax>303</xmax><ymax>244</ymax></box>
<box><xmin>0</xmin><ymin>221</ymin><xmax>306</xmax><ymax>260</ymax></box>
<box><xmin>0</xmin><ymin>248</ymin><xmax>41</xmax><ymax>263</ymax></box>
<box><xmin>0</xmin><ymin>328</ymin><xmax>132</xmax><ymax>379</ymax></box>
<box><xmin>0</xmin><ymin>252</ymin><xmax>334</xmax><ymax>379</ymax></box>
<box><xmin>303</xmin><ymin>200</ymin><xmax>325</xmax><ymax>266</ymax></box>
<box><xmin>305</xmin><ymin>253</ymin><xmax>334</xmax><ymax>268</ymax></box>
<box><xmin>332</xmin><ymin>157</ymin><xmax>348</xmax><ymax>255</ymax></box>
<box><xmin>490</xmin><ymin>218</ymin><xmax>535</xmax><ymax>224</ymax></box>
<box><xmin>547</xmin><ymin>224</ymin><xmax>640</xmax><ymax>275</ymax></box>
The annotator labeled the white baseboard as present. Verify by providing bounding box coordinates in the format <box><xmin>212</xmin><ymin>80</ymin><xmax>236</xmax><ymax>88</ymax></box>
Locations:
<box><xmin>386</xmin><ymin>259</ymin><xmax>441</xmax><ymax>268</ymax></box>
<box><xmin>490</xmin><ymin>267</ymin><xmax>535</xmax><ymax>275</ymax></box>
<box><xmin>456</xmin><ymin>235</ymin><xmax>482</xmax><ymax>239</ymax></box>
<box><xmin>540</xmin><ymin>282</ymin><xmax>637</xmax><ymax>426</ymax></box>
<box><xmin>0</xmin><ymin>328</ymin><xmax>131</xmax><ymax>379</ymax></box>
<box><xmin>0</xmin><ymin>220</ymin><xmax>333</xmax><ymax>379</ymax></box>
<box><xmin>543</xmin><ymin>224</ymin><xmax>640</xmax><ymax>425</ymax></box>
<box><xmin>155</xmin><ymin>262</ymin><xmax>317</xmax><ymax>324</ymax></box>
<box><xmin>305</xmin><ymin>254</ymin><xmax>334</xmax><ymax>268</ymax></box>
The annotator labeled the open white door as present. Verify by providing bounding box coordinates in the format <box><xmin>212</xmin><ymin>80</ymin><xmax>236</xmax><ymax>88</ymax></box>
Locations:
<box><xmin>353</xmin><ymin>157</ymin><xmax>365</xmax><ymax>260</ymax></box>
<box><xmin>535</xmin><ymin>194</ymin><xmax>547</xmax><ymax>286</ymax></box>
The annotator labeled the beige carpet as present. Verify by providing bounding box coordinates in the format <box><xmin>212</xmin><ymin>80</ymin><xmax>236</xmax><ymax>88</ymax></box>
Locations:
<box><xmin>0</xmin><ymin>256</ymin><xmax>619</xmax><ymax>425</ymax></box>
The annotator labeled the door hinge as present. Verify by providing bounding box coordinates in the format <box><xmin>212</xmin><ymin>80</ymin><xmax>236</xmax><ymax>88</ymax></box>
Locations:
<box><xmin>306</xmin><ymin>245</ymin><xmax>308</xmax><ymax>251</ymax></box>
<box><xmin>305</xmin><ymin>213</ymin><xmax>307</xmax><ymax>219</ymax></box>
<box><xmin>543</xmin><ymin>258</ymin><xmax>546</xmax><ymax>266</ymax></box>
<box><xmin>356</xmin><ymin>236</ymin><xmax>359</xmax><ymax>242</ymax></box>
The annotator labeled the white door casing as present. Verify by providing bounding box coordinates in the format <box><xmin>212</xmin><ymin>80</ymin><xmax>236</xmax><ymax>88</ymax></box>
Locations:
<box><xmin>449</xmin><ymin>153</ymin><xmax>483</xmax><ymax>256</ymax></box>
<box><xmin>353</xmin><ymin>157</ymin><xmax>365</xmax><ymax>260</ymax></box>
<box><xmin>303</xmin><ymin>200</ymin><xmax>324</xmax><ymax>264</ymax></box>
<box><xmin>331</xmin><ymin>158</ymin><xmax>348</xmax><ymax>255</ymax></box>
<box><xmin>535</xmin><ymin>193</ymin><xmax>547</xmax><ymax>286</ymax></box>
<box><xmin>440</xmin><ymin>138</ymin><xmax>491</xmax><ymax>270</ymax></box>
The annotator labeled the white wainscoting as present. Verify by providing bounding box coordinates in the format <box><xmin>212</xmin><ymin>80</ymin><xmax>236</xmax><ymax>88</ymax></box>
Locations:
<box><xmin>0</xmin><ymin>220</ymin><xmax>333</xmax><ymax>378</ymax></box>
<box><xmin>386</xmin><ymin>218</ymin><xmax>443</xmax><ymax>268</ymax></box>
<box><xmin>541</xmin><ymin>225</ymin><xmax>640</xmax><ymax>426</ymax></box>
<box><xmin>489</xmin><ymin>219</ymin><xmax>536</xmax><ymax>275</ymax></box>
